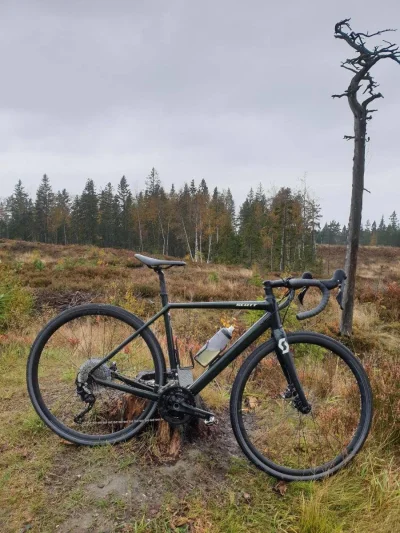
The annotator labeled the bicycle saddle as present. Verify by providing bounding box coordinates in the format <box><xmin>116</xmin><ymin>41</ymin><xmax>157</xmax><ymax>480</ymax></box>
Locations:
<box><xmin>134</xmin><ymin>254</ymin><xmax>186</xmax><ymax>269</ymax></box>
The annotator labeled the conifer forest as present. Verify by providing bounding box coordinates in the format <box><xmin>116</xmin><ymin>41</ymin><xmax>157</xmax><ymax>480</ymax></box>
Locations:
<box><xmin>1</xmin><ymin>169</ymin><xmax>399</xmax><ymax>269</ymax></box>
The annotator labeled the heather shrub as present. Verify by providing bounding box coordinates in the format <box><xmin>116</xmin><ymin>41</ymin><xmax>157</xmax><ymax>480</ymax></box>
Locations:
<box><xmin>0</xmin><ymin>267</ymin><xmax>33</xmax><ymax>331</ymax></box>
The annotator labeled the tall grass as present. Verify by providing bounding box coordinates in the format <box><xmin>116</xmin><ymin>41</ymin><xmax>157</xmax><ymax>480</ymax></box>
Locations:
<box><xmin>0</xmin><ymin>240</ymin><xmax>399</xmax><ymax>532</ymax></box>
<box><xmin>0</xmin><ymin>266</ymin><xmax>33</xmax><ymax>331</ymax></box>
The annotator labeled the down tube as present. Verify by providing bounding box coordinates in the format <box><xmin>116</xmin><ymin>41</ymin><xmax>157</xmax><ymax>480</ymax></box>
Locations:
<box><xmin>189</xmin><ymin>312</ymin><xmax>272</xmax><ymax>396</ymax></box>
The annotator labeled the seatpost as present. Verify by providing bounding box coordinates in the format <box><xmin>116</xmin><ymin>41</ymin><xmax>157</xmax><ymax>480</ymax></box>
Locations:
<box><xmin>155</xmin><ymin>268</ymin><xmax>177</xmax><ymax>372</ymax></box>
<box><xmin>156</xmin><ymin>268</ymin><xmax>168</xmax><ymax>307</ymax></box>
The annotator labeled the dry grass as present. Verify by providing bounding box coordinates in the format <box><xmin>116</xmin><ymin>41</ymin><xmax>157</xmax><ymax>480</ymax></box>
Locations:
<box><xmin>0</xmin><ymin>239</ymin><xmax>399</xmax><ymax>532</ymax></box>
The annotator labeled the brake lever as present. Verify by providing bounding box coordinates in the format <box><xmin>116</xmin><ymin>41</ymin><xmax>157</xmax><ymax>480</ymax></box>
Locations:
<box><xmin>298</xmin><ymin>287</ymin><xmax>308</xmax><ymax>306</ymax></box>
<box><xmin>336</xmin><ymin>279</ymin><xmax>346</xmax><ymax>310</ymax></box>
<box><xmin>297</xmin><ymin>271</ymin><xmax>313</xmax><ymax>306</ymax></box>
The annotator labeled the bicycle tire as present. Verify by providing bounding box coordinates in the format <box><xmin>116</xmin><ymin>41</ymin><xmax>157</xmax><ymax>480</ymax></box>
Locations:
<box><xmin>27</xmin><ymin>304</ymin><xmax>166</xmax><ymax>445</ymax></box>
<box><xmin>230</xmin><ymin>331</ymin><xmax>372</xmax><ymax>481</ymax></box>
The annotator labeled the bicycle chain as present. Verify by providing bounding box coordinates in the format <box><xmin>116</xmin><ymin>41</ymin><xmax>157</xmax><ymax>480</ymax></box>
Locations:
<box><xmin>76</xmin><ymin>418</ymin><xmax>163</xmax><ymax>426</ymax></box>
<box><xmin>75</xmin><ymin>377</ymin><xmax>178</xmax><ymax>426</ymax></box>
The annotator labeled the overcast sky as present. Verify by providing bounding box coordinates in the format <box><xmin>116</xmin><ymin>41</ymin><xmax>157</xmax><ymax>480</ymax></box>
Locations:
<box><xmin>1</xmin><ymin>0</ymin><xmax>399</xmax><ymax>225</ymax></box>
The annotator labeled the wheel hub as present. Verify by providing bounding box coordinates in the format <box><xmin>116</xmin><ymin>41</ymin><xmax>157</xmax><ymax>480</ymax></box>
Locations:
<box><xmin>158</xmin><ymin>385</ymin><xmax>196</xmax><ymax>426</ymax></box>
<box><xmin>291</xmin><ymin>395</ymin><xmax>312</xmax><ymax>414</ymax></box>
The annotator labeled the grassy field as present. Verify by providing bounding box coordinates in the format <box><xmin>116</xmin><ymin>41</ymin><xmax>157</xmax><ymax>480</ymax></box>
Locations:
<box><xmin>0</xmin><ymin>239</ymin><xmax>399</xmax><ymax>533</ymax></box>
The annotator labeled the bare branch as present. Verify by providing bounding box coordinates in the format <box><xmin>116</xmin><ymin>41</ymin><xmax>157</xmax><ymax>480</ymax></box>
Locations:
<box><xmin>341</xmin><ymin>64</ymin><xmax>359</xmax><ymax>74</ymax></box>
<box><xmin>334</xmin><ymin>19</ymin><xmax>400</xmax><ymax>120</ymax></box>
<box><xmin>357</xmin><ymin>29</ymin><xmax>397</xmax><ymax>38</ymax></box>
<box><xmin>344</xmin><ymin>135</ymin><xmax>355</xmax><ymax>140</ymax></box>
<box><xmin>362</xmin><ymin>93</ymin><xmax>383</xmax><ymax>108</ymax></box>
<box><xmin>362</xmin><ymin>71</ymin><xmax>379</xmax><ymax>95</ymax></box>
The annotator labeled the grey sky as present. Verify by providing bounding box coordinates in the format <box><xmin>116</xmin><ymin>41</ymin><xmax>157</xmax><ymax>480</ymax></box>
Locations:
<box><xmin>1</xmin><ymin>0</ymin><xmax>399</xmax><ymax>225</ymax></box>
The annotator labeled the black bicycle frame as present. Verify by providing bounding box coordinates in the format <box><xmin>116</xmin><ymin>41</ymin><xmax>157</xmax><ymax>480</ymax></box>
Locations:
<box><xmin>90</xmin><ymin>269</ymin><xmax>284</xmax><ymax>401</ymax></box>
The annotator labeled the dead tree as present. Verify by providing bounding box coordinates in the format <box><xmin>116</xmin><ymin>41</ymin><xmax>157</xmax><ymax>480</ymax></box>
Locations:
<box><xmin>332</xmin><ymin>19</ymin><xmax>400</xmax><ymax>336</ymax></box>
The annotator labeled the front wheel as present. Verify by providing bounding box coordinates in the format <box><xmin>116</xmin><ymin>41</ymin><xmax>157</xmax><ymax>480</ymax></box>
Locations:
<box><xmin>230</xmin><ymin>332</ymin><xmax>372</xmax><ymax>481</ymax></box>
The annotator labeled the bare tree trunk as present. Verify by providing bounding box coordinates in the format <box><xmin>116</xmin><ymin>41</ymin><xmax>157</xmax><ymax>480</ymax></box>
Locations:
<box><xmin>194</xmin><ymin>223</ymin><xmax>198</xmax><ymax>262</ymax></box>
<box><xmin>311</xmin><ymin>208</ymin><xmax>316</xmax><ymax>263</ymax></box>
<box><xmin>340</xmin><ymin>114</ymin><xmax>367</xmax><ymax>335</ymax></box>
<box><xmin>199</xmin><ymin>221</ymin><xmax>203</xmax><ymax>263</ymax></box>
<box><xmin>279</xmin><ymin>203</ymin><xmax>287</xmax><ymax>272</ymax></box>
<box><xmin>333</xmin><ymin>19</ymin><xmax>400</xmax><ymax>334</ymax></box>
<box><xmin>182</xmin><ymin>218</ymin><xmax>194</xmax><ymax>261</ymax></box>
<box><xmin>207</xmin><ymin>232</ymin><xmax>212</xmax><ymax>263</ymax></box>
<box><xmin>166</xmin><ymin>221</ymin><xmax>170</xmax><ymax>256</ymax></box>
<box><xmin>158</xmin><ymin>211</ymin><xmax>166</xmax><ymax>255</ymax></box>
<box><xmin>137</xmin><ymin>209</ymin><xmax>143</xmax><ymax>252</ymax></box>
<box><xmin>270</xmin><ymin>235</ymin><xmax>274</xmax><ymax>271</ymax></box>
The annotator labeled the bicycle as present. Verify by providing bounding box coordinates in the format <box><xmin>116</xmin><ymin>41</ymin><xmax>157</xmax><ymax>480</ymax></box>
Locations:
<box><xmin>27</xmin><ymin>254</ymin><xmax>372</xmax><ymax>481</ymax></box>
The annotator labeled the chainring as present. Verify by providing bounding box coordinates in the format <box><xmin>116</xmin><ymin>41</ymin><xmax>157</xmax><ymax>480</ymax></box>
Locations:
<box><xmin>158</xmin><ymin>386</ymin><xmax>196</xmax><ymax>426</ymax></box>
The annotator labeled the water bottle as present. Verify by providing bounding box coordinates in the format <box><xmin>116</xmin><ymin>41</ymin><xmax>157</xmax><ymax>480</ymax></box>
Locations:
<box><xmin>194</xmin><ymin>326</ymin><xmax>234</xmax><ymax>367</ymax></box>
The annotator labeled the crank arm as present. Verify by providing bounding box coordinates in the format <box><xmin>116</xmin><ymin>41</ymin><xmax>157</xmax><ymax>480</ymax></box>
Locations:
<box><xmin>179</xmin><ymin>401</ymin><xmax>215</xmax><ymax>420</ymax></box>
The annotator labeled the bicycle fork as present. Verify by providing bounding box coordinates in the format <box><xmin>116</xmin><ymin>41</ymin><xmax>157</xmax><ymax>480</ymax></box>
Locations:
<box><xmin>263</xmin><ymin>281</ymin><xmax>311</xmax><ymax>414</ymax></box>
<box><xmin>273</xmin><ymin>328</ymin><xmax>311</xmax><ymax>414</ymax></box>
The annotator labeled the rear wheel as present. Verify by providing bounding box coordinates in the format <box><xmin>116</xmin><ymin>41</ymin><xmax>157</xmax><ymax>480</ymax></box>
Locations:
<box><xmin>27</xmin><ymin>304</ymin><xmax>166</xmax><ymax>445</ymax></box>
<box><xmin>230</xmin><ymin>332</ymin><xmax>372</xmax><ymax>481</ymax></box>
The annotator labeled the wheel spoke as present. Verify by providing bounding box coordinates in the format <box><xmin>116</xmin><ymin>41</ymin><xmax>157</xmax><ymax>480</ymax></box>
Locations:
<box><xmin>30</xmin><ymin>307</ymin><xmax>161</xmax><ymax>441</ymax></box>
<box><xmin>237</xmin><ymin>336</ymin><xmax>369</xmax><ymax>478</ymax></box>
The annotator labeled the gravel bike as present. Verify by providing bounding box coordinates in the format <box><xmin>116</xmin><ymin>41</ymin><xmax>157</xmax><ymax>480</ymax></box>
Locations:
<box><xmin>27</xmin><ymin>254</ymin><xmax>372</xmax><ymax>481</ymax></box>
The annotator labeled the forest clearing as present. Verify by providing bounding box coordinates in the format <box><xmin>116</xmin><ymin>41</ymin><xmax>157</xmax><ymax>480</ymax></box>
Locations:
<box><xmin>0</xmin><ymin>239</ymin><xmax>399</xmax><ymax>533</ymax></box>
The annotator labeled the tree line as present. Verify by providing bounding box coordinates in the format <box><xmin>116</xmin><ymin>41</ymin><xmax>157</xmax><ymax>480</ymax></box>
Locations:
<box><xmin>0</xmin><ymin>170</ymin><xmax>398</xmax><ymax>268</ymax></box>
<box><xmin>318</xmin><ymin>214</ymin><xmax>400</xmax><ymax>247</ymax></box>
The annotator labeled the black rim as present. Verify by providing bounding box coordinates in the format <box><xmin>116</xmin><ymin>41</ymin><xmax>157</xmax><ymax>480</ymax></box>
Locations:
<box><xmin>233</xmin><ymin>333</ymin><xmax>371</xmax><ymax>478</ymax></box>
<box><xmin>28</xmin><ymin>305</ymin><xmax>164</xmax><ymax>442</ymax></box>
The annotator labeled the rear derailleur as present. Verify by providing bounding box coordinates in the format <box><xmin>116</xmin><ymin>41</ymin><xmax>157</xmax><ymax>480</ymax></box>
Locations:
<box><xmin>74</xmin><ymin>382</ymin><xmax>96</xmax><ymax>424</ymax></box>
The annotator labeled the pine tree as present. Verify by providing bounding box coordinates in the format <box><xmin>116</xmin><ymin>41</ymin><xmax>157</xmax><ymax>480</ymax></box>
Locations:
<box><xmin>370</xmin><ymin>221</ymin><xmax>378</xmax><ymax>246</ymax></box>
<box><xmin>377</xmin><ymin>216</ymin><xmax>386</xmax><ymax>245</ymax></box>
<box><xmin>8</xmin><ymin>180</ymin><xmax>33</xmax><ymax>240</ymax></box>
<box><xmin>79</xmin><ymin>179</ymin><xmax>98</xmax><ymax>244</ymax></box>
<box><xmin>98</xmin><ymin>183</ymin><xmax>116</xmax><ymax>247</ymax></box>
<box><xmin>34</xmin><ymin>174</ymin><xmax>55</xmax><ymax>242</ymax></box>
<box><xmin>0</xmin><ymin>199</ymin><xmax>10</xmax><ymax>238</ymax></box>
<box><xmin>145</xmin><ymin>168</ymin><xmax>161</xmax><ymax>197</ymax></box>
<box><xmin>117</xmin><ymin>176</ymin><xmax>134</xmax><ymax>249</ymax></box>
<box><xmin>53</xmin><ymin>189</ymin><xmax>71</xmax><ymax>244</ymax></box>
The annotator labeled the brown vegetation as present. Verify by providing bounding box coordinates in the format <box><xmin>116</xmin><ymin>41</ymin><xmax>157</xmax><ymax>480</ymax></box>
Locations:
<box><xmin>0</xmin><ymin>239</ymin><xmax>399</xmax><ymax>532</ymax></box>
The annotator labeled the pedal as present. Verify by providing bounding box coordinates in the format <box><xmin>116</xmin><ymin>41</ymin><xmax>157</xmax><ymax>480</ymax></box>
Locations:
<box><xmin>177</xmin><ymin>367</ymin><xmax>194</xmax><ymax>388</ymax></box>
<box><xmin>204</xmin><ymin>416</ymin><xmax>216</xmax><ymax>426</ymax></box>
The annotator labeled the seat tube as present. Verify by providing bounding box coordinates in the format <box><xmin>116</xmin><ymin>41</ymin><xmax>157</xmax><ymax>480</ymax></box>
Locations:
<box><xmin>156</xmin><ymin>269</ymin><xmax>177</xmax><ymax>372</ymax></box>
